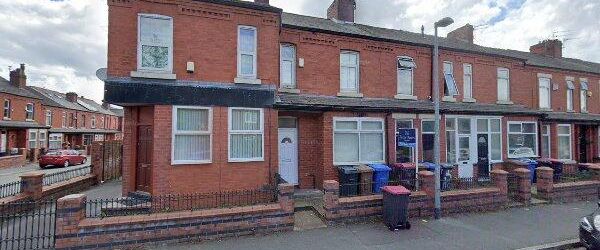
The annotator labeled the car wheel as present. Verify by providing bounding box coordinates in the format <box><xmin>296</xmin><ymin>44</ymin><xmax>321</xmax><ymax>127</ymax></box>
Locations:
<box><xmin>82</xmin><ymin>158</ymin><xmax>87</xmax><ymax>164</ymax></box>
<box><xmin>39</xmin><ymin>165</ymin><xmax>46</xmax><ymax>169</ymax></box>
<box><xmin>63</xmin><ymin>160</ymin><xmax>69</xmax><ymax>168</ymax></box>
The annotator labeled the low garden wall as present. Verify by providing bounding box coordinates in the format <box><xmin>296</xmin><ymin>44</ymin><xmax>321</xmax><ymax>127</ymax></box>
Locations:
<box><xmin>536</xmin><ymin>166</ymin><xmax>600</xmax><ymax>202</ymax></box>
<box><xmin>0</xmin><ymin>152</ymin><xmax>26</xmax><ymax>169</ymax></box>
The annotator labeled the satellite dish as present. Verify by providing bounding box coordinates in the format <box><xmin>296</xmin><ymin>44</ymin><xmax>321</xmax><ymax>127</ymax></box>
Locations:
<box><xmin>95</xmin><ymin>68</ymin><xmax>107</xmax><ymax>81</ymax></box>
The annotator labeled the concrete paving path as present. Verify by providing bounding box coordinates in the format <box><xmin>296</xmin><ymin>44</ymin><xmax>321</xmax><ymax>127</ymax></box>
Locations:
<box><xmin>150</xmin><ymin>201</ymin><xmax>597</xmax><ymax>250</ymax></box>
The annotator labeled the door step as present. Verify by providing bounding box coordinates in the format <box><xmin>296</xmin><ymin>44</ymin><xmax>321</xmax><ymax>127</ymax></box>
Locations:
<box><xmin>294</xmin><ymin>210</ymin><xmax>327</xmax><ymax>231</ymax></box>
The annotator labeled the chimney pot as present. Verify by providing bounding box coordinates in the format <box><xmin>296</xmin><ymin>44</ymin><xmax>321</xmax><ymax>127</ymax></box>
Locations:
<box><xmin>254</xmin><ymin>0</ymin><xmax>269</xmax><ymax>4</ymax></box>
<box><xmin>66</xmin><ymin>92</ymin><xmax>78</xmax><ymax>103</ymax></box>
<box><xmin>529</xmin><ymin>39</ymin><xmax>562</xmax><ymax>58</ymax></box>
<box><xmin>447</xmin><ymin>24</ymin><xmax>474</xmax><ymax>44</ymax></box>
<box><xmin>9</xmin><ymin>64</ymin><xmax>27</xmax><ymax>88</ymax></box>
<box><xmin>327</xmin><ymin>0</ymin><xmax>356</xmax><ymax>23</ymax></box>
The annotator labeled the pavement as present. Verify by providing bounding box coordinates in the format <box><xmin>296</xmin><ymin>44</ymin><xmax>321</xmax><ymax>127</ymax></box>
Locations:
<box><xmin>0</xmin><ymin>157</ymin><xmax>91</xmax><ymax>184</ymax></box>
<box><xmin>150</xmin><ymin>201</ymin><xmax>597</xmax><ymax>250</ymax></box>
<box><xmin>81</xmin><ymin>179</ymin><xmax>123</xmax><ymax>199</ymax></box>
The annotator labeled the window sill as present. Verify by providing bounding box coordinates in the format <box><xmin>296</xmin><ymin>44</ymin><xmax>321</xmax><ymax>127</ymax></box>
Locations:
<box><xmin>559</xmin><ymin>159</ymin><xmax>577</xmax><ymax>164</ymax></box>
<box><xmin>581</xmin><ymin>110</ymin><xmax>589</xmax><ymax>114</ymax></box>
<box><xmin>567</xmin><ymin>110</ymin><xmax>575</xmax><ymax>113</ymax></box>
<box><xmin>25</xmin><ymin>119</ymin><xmax>35</xmax><ymax>122</ymax></box>
<box><xmin>496</xmin><ymin>100</ymin><xmax>514</xmax><ymax>105</ymax></box>
<box><xmin>234</xmin><ymin>77</ymin><xmax>262</xmax><ymax>85</ymax></box>
<box><xmin>130</xmin><ymin>71</ymin><xmax>176</xmax><ymax>80</ymax></box>
<box><xmin>539</xmin><ymin>108</ymin><xmax>553</xmax><ymax>112</ymax></box>
<box><xmin>442</xmin><ymin>96</ymin><xmax>457</xmax><ymax>102</ymax></box>
<box><xmin>278</xmin><ymin>88</ymin><xmax>300</xmax><ymax>94</ymax></box>
<box><xmin>228</xmin><ymin>158</ymin><xmax>264</xmax><ymax>163</ymax></box>
<box><xmin>337</xmin><ymin>92</ymin><xmax>363</xmax><ymax>98</ymax></box>
<box><xmin>172</xmin><ymin>160</ymin><xmax>212</xmax><ymax>165</ymax></box>
<box><xmin>3</xmin><ymin>117</ymin><xmax>11</xmax><ymax>121</ymax></box>
<box><xmin>394</xmin><ymin>94</ymin><xmax>417</xmax><ymax>100</ymax></box>
<box><xmin>462</xmin><ymin>98</ymin><xmax>477</xmax><ymax>103</ymax></box>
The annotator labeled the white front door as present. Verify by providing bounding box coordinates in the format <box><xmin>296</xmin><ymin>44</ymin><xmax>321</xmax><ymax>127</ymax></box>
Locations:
<box><xmin>0</xmin><ymin>130</ymin><xmax>6</xmax><ymax>153</ymax></box>
<box><xmin>457</xmin><ymin>118</ymin><xmax>474</xmax><ymax>178</ymax></box>
<box><xmin>278</xmin><ymin>128</ymin><xmax>298</xmax><ymax>184</ymax></box>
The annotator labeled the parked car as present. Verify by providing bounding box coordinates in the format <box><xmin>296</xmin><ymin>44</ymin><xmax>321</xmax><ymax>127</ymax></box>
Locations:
<box><xmin>580</xmin><ymin>202</ymin><xmax>600</xmax><ymax>249</ymax></box>
<box><xmin>39</xmin><ymin>150</ymin><xmax>87</xmax><ymax>169</ymax></box>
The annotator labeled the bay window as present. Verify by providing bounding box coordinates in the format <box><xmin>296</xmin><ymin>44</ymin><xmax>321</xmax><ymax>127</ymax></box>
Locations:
<box><xmin>28</xmin><ymin>129</ymin><xmax>37</xmax><ymax>149</ymax></box>
<box><xmin>397</xmin><ymin>56</ymin><xmax>416</xmax><ymax>98</ymax></box>
<box><xmin>538</xmin><ymin>77</ymin><xmax>551</xmax><ymax>109</ymax></box>
<box><xmin>507</xmin><ymin>122</ymin><xmax>537</xmax><ymax>158</ymax></box>
<box><xmin>38</xmin><ymin>130</ymin><xmax>47</xmax><ymax>149</ymax></box>
<box><xmin>49</xmin><ymin>133</ymin><xmax>63</xmax><ymax>150</ymax></box>
<box><xmin>567</xmin><ymin>80</ymin><xmax>574</xmax><ymax>111</ymax></box>
<box><xmin>172</xmin><ymin>106</ymin><xmax>212</xmax><ymax>164</ymax></box>
<box><xmin>557</xmin><ymin>124</ymin><xmax>572</xmax><ymax>160</ymax></box>
<box><xmin>497</xmin><ymin>68</ymin><xmax>510</xmax><ymax>102</ymax></box>
<box><xmin>463</xmin><ymin>64</ymin><xmax>473</xmax><ymax>100</ymax></box>
<box><xmin>581</xmin><ymin>81</ymin><xmax>588</xmax><ymax>112</ymax></box>
<box><xmin>137</xmin><ymin>14</ymin><xmax>173</xmax><ymax>73</ymax></box>
<box><xmin>229</xmin><ymin>108</ymin><xmax>264</xmax><ymax>162</ymax></box>
<box><xmin>237</xmin><ymin>26</ymin><xmax>258</xmax><ymax>80</ymax></box>
<box><xmin>280</xmin><ymin>44</ymin><xmax>296</xmax><ymax>88</ymax></box>
<box><xmin>541</xmin><ymin>125</ymin><xmax>551</xmax><ymax>158</ymax></box>
<box><xmin>334</xmin><ymin>118</ymin><xmax>385</xmax><ymax>165</ymax></box>
<box><xmin>340</xmin><ymin>51</ymin><xmax>359</xmax><ymax>93</ymax></box>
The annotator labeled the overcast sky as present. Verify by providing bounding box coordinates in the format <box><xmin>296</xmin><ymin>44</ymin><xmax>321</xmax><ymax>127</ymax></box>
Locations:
<box><xmin>0</xmin><ymin>0</ymin><xmax>598</xmax><ymax>102</ymax></box>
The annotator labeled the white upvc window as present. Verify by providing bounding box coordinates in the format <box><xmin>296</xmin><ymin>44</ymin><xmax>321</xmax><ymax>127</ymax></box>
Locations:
<box><xmin>397</xmin><ymin>56</ymin><xmax>416</xmax><ymax>97</ymax></box>
<box><xmin>340</xmin><ymin>51</ymin><xmax>359</xmax><ymax>93</ymax></box>
<box><xmin>3</xmin><ymin>99</ymin><xmax>11</xmax><ymax>119</ymax></box>
<box><xmin>443</xmin><ymin>61</ymin><xmax>458</xmax><ymax>96</ymax></box>
<box><xmin>497</xmin><ymin>68</ymin><xmax>510</xmax><ymax>102</ymax></box>
<box><xmin>91</xmin><ymin>116</ymin><xmax>96</xmax><ymax>128</ymax></box>
<box><xmin>45</xmin><ymin>110</ymin><xmax>52</xmax><ymax>127</ymax></box>
<box><xmin>49</xmin><ymin>133</ymin><xmax>63</xmax><ymax>150</ymax></box>
<box><xmin>25</xmin><ymin>103</ymin><xmax>34</xmax><ymax>121</ymax></box>
<box><xmin>538</xmin><ymin>77</ymin><xmax>551</xmax><ymax>109</ymax></box>
<box><xmin>172</xmin><ymin>106</ymin><xmax>212</xmax><ymax>164</ymax></box>
<box><xmin>333</xmin><ymin>118</ymin><xmax>385</xmax><ymax>165</ymax></box>
<box><xmin>567</xmin><ymin>80</ymin><xmax>574</xmax><ymax>111</ymax></box>
<box><xmin>280</xmin><ymin>43</ymin><xmax>296</xmax><ymax>88</ymax></box>
<box><xmin>581</xmin><ymin>81</ymin><xmax>588</xmax><ymax>112</ymax></box>
<box><xmin>237</xmin><ymin>26</ymin><xmax>258</xmax><ymax>79</ymax></box>
<box><xmin>137</xmin><ymin>14</ymin><xmax>173</xmax><ymax>73</ymax></box>
<box><xmin>28</xmin><ymin>129</ymin><xmax>37</xmax><ymax>149</ymax></box>
<box><xmin>557</xmin><ymin>124</ymin><xmax>572</xmax><ymax>160</ymax></box>
<box><xmin>228</xmin><ymin>108</ymin><xmax>264</xmax><ymax>162</ymax></box>
<box><xmin>61</xmin><ymin>112</ymin><xmax>66</xmax><ymax>128</ymax></box>
<box><xmin>541</xmin><ymin>125</ymin><xmax>551</xmax><ymax>158</ymax></box>
<box><xmin>507</xmin><ymin>121</ymin><xmax>537</xmax><ymax>158</ymax></box>
<box><xmin>38</xmin><ymin>130</ymin><xmax>47</xmax><ymax>149</ymax></box>
<box><xmin>463</xmin><ymin>63</ymin><xmax>473</xmax><ymax>100</ymax></box>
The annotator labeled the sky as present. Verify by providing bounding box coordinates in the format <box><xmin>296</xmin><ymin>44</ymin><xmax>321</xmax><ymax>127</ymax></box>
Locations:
<box><xmin>0</xmin><ymin>0</ymin><xmax>598</xmax><ymax>102</ymax></box>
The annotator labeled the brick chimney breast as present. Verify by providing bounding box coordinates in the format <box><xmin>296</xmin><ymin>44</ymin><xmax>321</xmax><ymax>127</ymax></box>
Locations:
<box><xmin>447</xmin><ymin>24</ymin><xmax>474</xmax><ymax>44</ymax></box>
<box><xmin>66</xmin><ymin>92</ymin><xmax>78</xmax><ymax>103</ymax></box>
<box><xmin>530</xmin><ymin>39</ymin><xmax>563</xmax><ymax>58</ymax></box>
<box><xmin>327</xmin><ymin>0</ymin><xmax>356</xmax><ymax>23</ymax></box>
<box><xmin>9</xmin><ymin>64</ymin><xmax>27</xmax><ymax>88</ymax></box>
<box><xmin>254</xmin><ymin>0</ymin><xmax>269</xmax><ymax>4</ymax></box>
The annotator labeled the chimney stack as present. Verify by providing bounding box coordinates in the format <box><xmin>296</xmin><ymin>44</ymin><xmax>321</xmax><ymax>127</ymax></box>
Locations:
<box><xmin>9</xmin><ymin>64</ymin><xmax>27</xmax><ymax>88</ymax></box>
<box><xmin>327</xmin><ymin>0</ymin><xmax>356</xmax><ymax>23</ymax></box>
<box><xmin>66</xmin><ymin>92</ymin><xmax>78</xmax><ymax>103</ymax></box>
<box><xmin>447</xmin><ymin>24</ymin><xmax>474</xmax><ymax>44</ymax></box>
<box><xmin>530</xmin><ymin>39</ymin><xmax>562</xmax><ymax>58</ymax></box>
<box><xmin>254</xmin><ymin>0</ymin><xmax>269</xmax><ymax>4</ymax></box>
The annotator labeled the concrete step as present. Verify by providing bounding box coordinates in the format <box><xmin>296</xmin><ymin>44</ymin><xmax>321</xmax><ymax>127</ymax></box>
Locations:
<box><xmin>293</xmin><ymin>210</ymin><xmax>327</xmax><ymax>231</ymax></box>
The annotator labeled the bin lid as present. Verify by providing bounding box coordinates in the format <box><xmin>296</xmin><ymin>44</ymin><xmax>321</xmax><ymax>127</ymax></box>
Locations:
<box><xmin>383</xmin><ymin>185</ymin><xmax>411</xmax><ymax>195</ymax></box>
<box><xmin>401</xmin><ymin>163</ymin><xmax>416</xmax><ymax>169</ymax></box>
<box><xmin>391</xmin><ymin>163</ymin><xmax>403</xmax><ymax>169</ymax></box>
<box><xmin>420</xmin><ymin>162</ymin><xmax>438</xmax><ymax>170</ymax></box>
<box><xmin>337</xmin><ymin>165</ymin><xmax>359</xmax><ymax>174</ymax></box>
<box><xmin>441</xmin><ymin>164</ymin><xmax>454</xmax><ymax>170</ymax></box>
<box><xmin>369</xmin><ymin>164</ymin><xmax>391</xmax><ymax>172</ymax></box>
<box><xmin>356</xmin><ymin>164</ymin><xmax>373</xmax><ymax>173</ymax></box>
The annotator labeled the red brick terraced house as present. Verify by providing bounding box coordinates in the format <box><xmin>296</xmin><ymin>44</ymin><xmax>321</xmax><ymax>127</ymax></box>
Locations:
<box><xmin>104</xmin><ymin>0</ymin><xmax>600</xmax><ymax>195</ymax></box>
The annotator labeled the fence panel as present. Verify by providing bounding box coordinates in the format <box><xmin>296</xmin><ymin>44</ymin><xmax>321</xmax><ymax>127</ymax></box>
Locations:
<box><xmin>0</xmin><ymin>201</ymin><xmax>56</xmax><ymax>250</ymax></box>
<box><xmin>102</xmin><ymin>141</ymin><xmax>123</xmax><ymax>182</ymax></box>
<box><xmin>0</xmin><ymin>182</ymin><xmax>22</xmax><ymax>199</ymax></box>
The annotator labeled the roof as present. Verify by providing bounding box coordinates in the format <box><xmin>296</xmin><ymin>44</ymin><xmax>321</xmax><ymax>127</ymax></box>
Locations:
<box><xmin>193</xmin><ymin>0</ymin><xmax>281</xmax><ymax>13</ymax></box>
<box><xmin>28</xmin><ymin>86</ymin><xmax>118</xmax><ymax>116</ymax></box>
<box><xmin>275</xmin><ymin>94</ymin><xmax>543</xmax><ymax>116</ymax></box>
<box><xmin>543</xmin><ymin>112</ymin><xmax>600</xmax><ymax>123</ymax></box>
<box><xmin>281</xmin><ymin>13</ymin><xmax>600</xmax><ymax>75</ymax></box>
<box><xmin>0</xmin><ymin>76</ymin><xmax>43</xmax><ymax>99</ymax></box>
<box><xmin>49</xmin><ymin>128</ymin><xmax>121</xmax><ymax>134</ymax></box>
<box><xmin>0</xmin><ymin>120</ymin><xmax>48</xmax><ymax>129</ymax></box>
<box><xmin>110</xmin><ymin>108</ymin><xmax>124</xmax><ymax>117</ymax></box>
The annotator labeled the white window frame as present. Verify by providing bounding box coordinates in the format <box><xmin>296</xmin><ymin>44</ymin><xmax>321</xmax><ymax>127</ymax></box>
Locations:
<box><xmin>91</xmin><ymin>116</ymin><xmax>96</xmax><ymax>129</ymax></box>
<box><xmin>567</xmin><ymin>80</ymin><xmax>574</xmax><ymax>111</ymax></box>
<box><xmin>507</xmin><ymin>121</ymin><xmax>538</xmax><ymax>158</ymax></box>
<box><xmin>333</xmin><ymin>117</ymin><xmax>386</xmax><ymax>165</ymax></box>
<box><xmin>61</xmin><ymin>112</ymin><xmax>67</xmax><ymax>128</ymax></box>
<box><xmin>538</xmin><ymin>77</ymin><xmax>551</xmax><ymax>109</ymax></box>
<box><xmin>137</xmin><ymin>13</ymin><xmax>174</xmax><ymax>73</ymax></box>
<box><xmin>3</xmin><ymin>99</ymin><xmax>11</xmax><ymax>119</ymax></box>
<box><xmin>541</xmin><ymin>124</ymin><xmax>551</xmax><ymax>158</ymax></box>
<box><xmin>443</xmin><ymin>61</ymin><xmax>459</xmax><ymax>96</ymax></box>
<box><xmin>340</xmin><ymin>51</ymin><xmax>360</xmax><ymax>93</ymax></box>
<box><xmin>45</xmin><ymin>110</ymin><xmax>52</xmax><ymax>127</ymax></box>
<box><xmin>49</xmin><ymin>133</ymin><xmax>63</xmax><ymax>150</ymax></box>
<box><xmin>28</xmin><ymin>129</ymin><xmax>37</xmax><ymax>149</ymax></box>
<box><xmin>497</xmin><ymin>68</ymin><xmax>510</xmax><ymax>102</ymax></box>
<box><xmin>463</xmin><ymin>63</ymin><xmax>473</xmax><ymax>100</ymax></box>
<box><xmin>171</xmin><ymin>106</ymin><xmax>212</xmax><ymax>165</ymax></box>
<box><xmin>280</xmin><ymin>43</ymin><xmax>296</xmax><ymax>89</ymax></box>
<box><xmin>396</xmin><ymin>56</ymin><xmax>416</xmax><ymax>97</ymax></box>
<box><xmin>580</xmin><ymin>81</ymin><xmax>588</xmax><ymax>112</ymax></box>
<box><xmin>228</xmin><ymin>107</ymin><xmax>264</xmax><ymax>162</ymax></box>
<box><xmin>38</xmin><ymin>130</ymin><xmax>47</xmax><ymax>149</ymax></box>
<box><xmin>395</xmin><ymin>119</ymin><xmax>415</xmax><ymax>163</ymax></box>
<box><xmin>237</xmin><ymin>25</ymin><xmax>258</xmax><ymax>79</ymax></box>
<box><xmin>557</xmin><ymin>124</ymin><xmax>572</xmax><ymax>160</ymax></box>
<box><xmin>25</xmin><ymin>103</ymin><xmax>34</xmax><ymax>121</ymax></box>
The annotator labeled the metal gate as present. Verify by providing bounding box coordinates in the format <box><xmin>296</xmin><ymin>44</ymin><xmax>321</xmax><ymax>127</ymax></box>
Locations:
<box><xmin>102</xmin><ymin>141</ymin><xmax>123</xmax><ymax>182</ymax></box>
<box><xmin>0</xmin><ymin>201</ymin><xmax>56</xmax><ymax>250</ymax></box>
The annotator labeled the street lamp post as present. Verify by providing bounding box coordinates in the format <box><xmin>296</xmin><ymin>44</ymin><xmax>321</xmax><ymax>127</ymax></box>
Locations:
<box><xmin>433</xmin><ymin>17</ymin><xmax>453</xmax><ymax>220</ymax></box>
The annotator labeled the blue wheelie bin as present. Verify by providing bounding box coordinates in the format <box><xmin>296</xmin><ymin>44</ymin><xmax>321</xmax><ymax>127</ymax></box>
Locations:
<box><xmin>517</xmin><ymin>158</ymin><xmax>538</xmax><ymax>183</ymax></box>
<box><xmin>370</xmin><ymin>164</ymin><xmax>391</xmax><ymax>193</ymax></box>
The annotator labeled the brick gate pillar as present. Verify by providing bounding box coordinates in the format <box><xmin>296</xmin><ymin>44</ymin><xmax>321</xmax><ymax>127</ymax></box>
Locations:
<box><xmin>278</xmin><ymin>183</ymin><xmax>294</xmax><ymax>214</ymax></box>
<box><xmin>418</xmin><ymin>171</ymin><xmax>435</xmax><ymax>198</ymax></box>
<box><xmin>55</xmin><ymin>194</ymin><xmax>86</xmax><ymax>249</ymax></box>
<box><xmin>323</xmin><ymin>180</ymin><xmax>339</xmax><ymax>221</ymax></box>
<box><xmin>490</xmin><ymin>169</ymin><xmax>508</xmax><ymax>195</ymax></box>
<box><xmin>513</xmin><ymin>168</ymin><xmax>531</xmax><ymax>203</ymax></box>
<box><xmin>588</xmin><ymin>165</ymin><xmax>600</xmax><ymax>181</ymax></box>
<box><xmin>536</xmin><ymin>167</ymin><xmax>554</xmax><ymax>200</ymax></box>
<box><xmin>20</xmin><ymin>171</ymin><xmax>44</xmax><ymax>200</ymax></box>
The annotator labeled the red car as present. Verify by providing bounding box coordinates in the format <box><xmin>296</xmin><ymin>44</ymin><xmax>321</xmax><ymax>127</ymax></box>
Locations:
<box><xmin>39</xmin><ymin>150</ymin><xmax>87</xmax><ymax>169</ymax></box>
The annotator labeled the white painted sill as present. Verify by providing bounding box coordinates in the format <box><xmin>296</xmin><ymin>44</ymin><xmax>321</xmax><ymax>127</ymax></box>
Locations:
<box><xmin>337</xmin><ymin>92</ymin><xmax>364</xmax><ymax>98</ymax></box>
<box><xmin>496</xmin><ymin>100</ymin><xmax>514</xmax><ymax>105</ymax></box>
<box><xmin>130</xmin><ymin>71</ymin><xmax>176</xmax><ymax>80</ymax></box>
<box><xmin>234</xmin><ymin>77</ymin><xmax>262</xmax><ymax>85</ymax></box>
<box><xmin>278</xmin><ymin>88</ymin><xmax>300</xmax><ymax>94</ymax></box>
<box><xmin>394</xmin><ymin>94</ymin><xmax>417</xmax><ymax>100</ymax></box>
<box><xmin>462</xmin><ymin>98</ymin><xmax>477</xmax><ymax>103</ymax></box>
<box><xmin>442</xmin><ymin>96</ymin><xmax>457</xmax><ymax>102</ymax></box>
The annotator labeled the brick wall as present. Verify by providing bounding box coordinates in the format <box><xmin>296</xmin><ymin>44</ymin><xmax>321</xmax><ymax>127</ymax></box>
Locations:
<box><xmin>536</xmin><ymin>166</ymin><xmax>600</xmax><ymax>202</ymax></box>
<box><xmin>0</xmin><ymin>153</ymin><xmax>27</xmax><ymax>169</ymax></box>
<box><xmin>54</xmin><ymin>184</ymin><xmax>294</xmax><ymax>250</ymax></box>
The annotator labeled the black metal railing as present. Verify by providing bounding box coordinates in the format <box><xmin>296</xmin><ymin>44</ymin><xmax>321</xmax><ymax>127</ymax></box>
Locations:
<box><xmin>0</xmin><ymin>181</ymin><xmax>22</xmax><ymax>199</ymax></box>
<box><xmin>86</xmin><ymin>186</ymin><xmax>278</xmax><ymax>219</ymax></box>
<box><xmin>42</xmin><ymin>165</ymin><xmax>91</xmax><ymax>186</ymax></box>
<box><xmin>557</xmin><ymin>170</ymin><xmax>594</xmax><ymax>183</ymax></box>
<box><xmin>0</xmin><ymin>201</ymin><xmax>56</xmax><ymax>250</ymax></box>
<box><xmin>339</xmin><ymin>179</ymin><xmax>422</xmax><ymax>197</ymax></box>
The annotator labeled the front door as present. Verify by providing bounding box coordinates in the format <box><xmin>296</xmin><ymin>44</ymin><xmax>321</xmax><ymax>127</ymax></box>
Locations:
<box><xmin>477</xmin><ymin>134</ymin><xmax>490</xmax><ymax>178</ymax></box>
<box><xmin>0</xmin><ymin>130</ymin><xmax>6</xmax><ymax>154</ymax></box>
<box><xmin>457</xmin><ymin>118</ymin><xmax>474</xmax><ymax>178</ymax></box>
<box><xmin>278</xmin><ymin>128</ymin><xmax>298</xmax><ymax>185</ymax></box>
<box><xmin>579</xmin><ymin>126</ymin><xmax>589</xmax><ymax>163</ymax></box>
<box><xmin>136</xmin><ymin>125</ymin><xmax>152</xmax><ymax>193</ymax></box>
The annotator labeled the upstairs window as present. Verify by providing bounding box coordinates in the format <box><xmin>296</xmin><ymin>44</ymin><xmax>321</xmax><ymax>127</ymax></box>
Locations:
<box><xmin>238</xmin><ymin>26</ymin><xmax>258</xmax><ymax>79</ymax></box>
<box><xmin>497</xmin><ymin>68</ymin><xmax>510</xmax><ymax>102</ymax></box>
<box><xmin>443</xmin><ymin>61</ymin><xmax>458</xmax><ymax>96</ymax></box>
<box><xmin>538</xmin><ymin>77</ymin><xmax>551</xmax><ymax>109</ymax></box>
<box><xmin>91</xmin><ymin>116</ymin><xmax>96</xmax><ymax>128</ymax></box>
<box><xmin>567</xmin><ymin>80</ymin><xmax>574</xmax><ymax>111</ymax></box>
<box><xmin>397</xmin><ymin>56</ymin><xmax>416</xmax><ymax>97</ymax></box>
<box><xmin>138</xmin><ymin>14</ymin><xmax>173</xmax><ymax>73</ymax></box>
<box><xmin>280</xmin><ymin>44</ymin><xmax>296</xmax><ymax>88</ymax></box>
<box><xmin>581</xmin><ymin>81</ymin><xmax>588</xmax><ymax>112</ymax></box>
<box><xmin>25</xmin><ymin>103</ymin><xmax>34</xmax><ymax>121</ymax></box>
<box><xmin>463</xmin><ymin>64</ymin><xmax>473</xmax><ymax>99</ymax></box>
<box><xmin>81</xmin><ymin>114</ymin><xmax>86</xmax><ymax>128</ymax></box>
<box><xmin>61</xmin><ymin>112</ymin><xmax>66</xmax><ymax>128</ymax></box>
<box><xmin>340</xmin><ymin>51</ymin><xmax>359</xmax><ymax>93</ymax></box>
<box><xmin>3</xmin><ymin>99</ymin><xmax>11</xmax><ymax>119</ymax></box>
<box><xmin>45</xmin><ymin>110</ymin><xmax>52</xmax><ymax>127</ymax></box>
